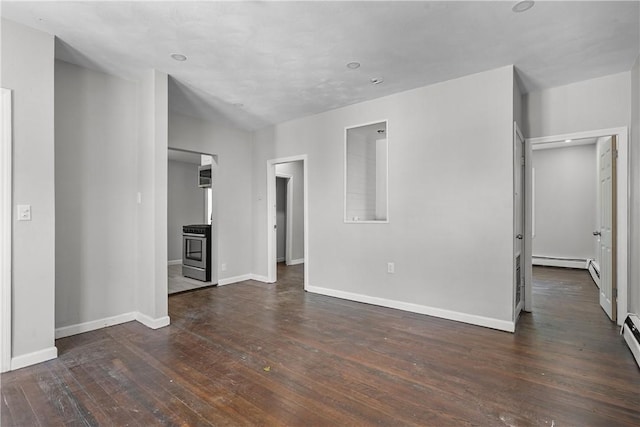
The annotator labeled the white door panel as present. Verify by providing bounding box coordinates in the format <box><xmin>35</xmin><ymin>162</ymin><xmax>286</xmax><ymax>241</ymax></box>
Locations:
<box><xmin>598</xmin><ymin>136</ymin><xmax>616</xmax><ymax>321</ymax></box>
<box><xmin>514</xmin><ymin>124</ymin><xmax>525</xmax><ymax>322</ymax></box>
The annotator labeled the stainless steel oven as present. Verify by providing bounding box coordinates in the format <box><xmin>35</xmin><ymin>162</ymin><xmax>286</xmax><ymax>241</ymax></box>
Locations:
<box><xmin>182</xmin><ymin>224</ymin><xmax>211</xmax><ymax>281</ymax></box>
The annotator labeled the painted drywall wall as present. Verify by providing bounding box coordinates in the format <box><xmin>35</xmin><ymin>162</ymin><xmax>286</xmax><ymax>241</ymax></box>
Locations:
<box><xmin>55</xmin><ymin>60</ymin><xmax>138</xmax><ymax>329</ymax></box>
<box><xmin>524</xmin><ymin>72</ymin><xmax>631</xmax><ymax>138</ymax></box>
<box><xmin>532</xmin><ymin>144</ymin><xmax>597</xmax><ymax>261</ymax></box>
<box><xmin>253</xmin><ymin>66</ymin><xmax>515</xmax><ymax>328</ymax></box>
<box><xmin>168</xmin><ymin>112</ymin><xmax>253</xmax><ymax>281</ymax></box>
<box><xmin>275</xmin><ymin>161</ymin><xmax>305</xmax><ymax>262</ymax></box>
<box><xmin>513</xmin><ymin>73</ymin><xmax>523</xmax><ymax>133</ymax></box>
<box><xmin>1</xmin><ymin>19</ymin><xmax>56</xmax><ymax>361</ymax></box>
<box><xmin>631</xmin><ymin>55</ymin><xmax>640</xmax><ymax>315</ymax></box>
<box><xmin>136</xmin><ymin>69</ymin><xmax>169</xmax><ymax>323</ymax></box>
<box><xmin>167</xmin><ymin>160</ymin><xmax>205</xmax><ymax>261</ymax></box>
<box><xmin>276</xmin><ymin>177</ymin><xmax>287</xmax><ymax>261</ymax></box>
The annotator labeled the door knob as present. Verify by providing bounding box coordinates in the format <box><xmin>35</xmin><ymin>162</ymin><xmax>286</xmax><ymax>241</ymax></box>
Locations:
<box><xmin>516</xmin><ymin>234</ymin><xmax>523</xmax><ymax>240</ymax></box>
<box><xmin>593</xmin><ymin>231</ymin><xmax>601</xmax><ymax>236</ymax></box>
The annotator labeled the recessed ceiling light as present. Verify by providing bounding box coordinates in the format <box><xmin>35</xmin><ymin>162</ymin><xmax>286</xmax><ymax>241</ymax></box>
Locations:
<box><xmin>347</xmin><ymin>62</ymin><xmax>361</xmax><ymax>70</ymax></box>
<box><xmin>171</xmin><ymin>53</ymin><xmax>187</xmax><ymax>62</ymax></box>
<box><xmin>370</xmin><ymin>77</ymin><xmax>384</xmax><ymax>85</ymax></box>
<box><xmin>512</xmin><ymin>1</ymin><xmax>535</xmax><ymax>13</ymax></box>
<box><xmin>565</xmin><ymin>139</ymin><xmax>572</xmax><ymax>143</ymax></box>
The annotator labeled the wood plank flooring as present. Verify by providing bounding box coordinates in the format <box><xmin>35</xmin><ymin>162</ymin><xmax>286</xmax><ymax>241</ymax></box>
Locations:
<box><xmin>2</xmin><ymin>265</ymin><xmax>639</xmax><ymax>426</ymax></box>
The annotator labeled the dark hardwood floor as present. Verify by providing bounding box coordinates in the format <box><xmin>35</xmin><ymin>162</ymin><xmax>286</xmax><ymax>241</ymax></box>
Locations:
<box><xmin>2</xmin><ymin>265</ymin><xmax>639</xmax><ymax>426</ymax></box>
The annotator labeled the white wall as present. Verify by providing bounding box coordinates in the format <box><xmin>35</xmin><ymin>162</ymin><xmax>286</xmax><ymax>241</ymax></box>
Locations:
<box><xmin>1</xmin><ymin>19</ymin><xmax>56</xmax><ymax>364</ymax></box>
<box><xmin>168</xmin><ymin>112</ymin><xmax>253</xmax><ymax>282</ymax></box>
<box><xmin>524</xmin><ymin>72</ymin><xmax>631</xmax><ymax>138</ymax></box>
<box><xmin>275</xmin><ymin>161</ymin><xmax>305</xmax><ymax>262</ymax></box>
<box><xmin>167</xmin><ymin>159</ymin><xmax>205</xmax><ymax>261</ymax></box>
<box><xmin>532</xmin><ymin>144</ymin><xmax>597</xmax><ymax>260</ymax></box>
<box><xmin>253</xmin><ymin>66</ymin><xmax>516</xmax><ymax>330</ymax></box>
<box><xmin>631</xmin><ymin>55</ymin><xmax>640</xmax><ymax>315</ymax></box>
<box><xmin>55</xmin><ymin>60</ymin><xmax>138</xmax><ymax>329</ymax></box>
<box><xmin>513</xmin><ymin>74</ymin><xmax>523</xmax><ymax>131</ymax></box>
<box><xmin>136</xmin><ymin>69</ymin><xmax>169</xmax><ymax>325</ymax></box>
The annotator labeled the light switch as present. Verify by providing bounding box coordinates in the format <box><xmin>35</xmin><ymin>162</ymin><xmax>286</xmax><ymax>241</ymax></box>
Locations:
<box><xmin>17</xmin><ymin>204</ymin><xmax>31</xmax><ymax>221</ymax></box>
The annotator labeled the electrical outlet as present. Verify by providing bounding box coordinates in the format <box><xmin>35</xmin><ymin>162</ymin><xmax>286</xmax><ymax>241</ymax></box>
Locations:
<box><xmin>387</xmin><ymin>262</ymin><xmax>395</xmax><ymax>274</ymax></box>
<box><xmin>17</xmin><ymin>205</ymin><xmax>31</xmax><ymax>221</ymax></box>
<box><xmin>221</xmin><ymin>263</ymin><xmax>227</xmax><ymax>272</ymax></box>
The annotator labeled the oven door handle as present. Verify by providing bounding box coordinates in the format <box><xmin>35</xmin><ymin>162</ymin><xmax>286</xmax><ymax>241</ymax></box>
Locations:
<box><xmin>183</xmin><ymin>233</ymin><xmax>206</xmax><ymax>238</ymax></box>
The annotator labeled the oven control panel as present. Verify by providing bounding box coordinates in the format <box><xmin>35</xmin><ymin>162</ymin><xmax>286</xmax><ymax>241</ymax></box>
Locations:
<box><xmin>183</xmin><ymin>224</ymin><xmax>211</xmax><ymax>235</ymax></box>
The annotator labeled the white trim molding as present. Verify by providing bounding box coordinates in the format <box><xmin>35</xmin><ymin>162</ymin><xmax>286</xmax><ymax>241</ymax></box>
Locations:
<box><xmin>306</xmin><ymin>285</ymin><xmax>515</xmax><ymax>333</ymax></box>
<box><xmin>168</xmin><ymin>259</ymin><xmax>182</xmax><ymax>266</ymax></box>
<box><xmin>135</xmin><ymin>313</ymin><xmax>170</xmax><ymax>329</ymax></box>
<box><xmin>250</xmin><ymin>274</ymin><xmax>270</xmax><ymax>283</ymax></box>
<box><xmin>11</xmin><ymin>347</ymin><xmax>58</xmax><ymax>371</ymax></box>
<box><xmin>56</xmin><ymin>312</ymin><xmax>137</xmax><ymax>339</ymax></box>
<box><xmin>288</xmin><ymin>258</ymin><xmax>304</xmax><ymax>266</ymax></box>
<box><xmin>1</xmin><ymin>88</ymin><xmax>12</xmax><ymax>373</ymax></box>
<box><xmin>56</xmin><ymin>311</ymin><xmax>170</xmax><ymax>339</ymax></box>
<box><xmin>218</xmin><ymin>274</ymin><xmax>252</xmax><ymax>286</ymax></box>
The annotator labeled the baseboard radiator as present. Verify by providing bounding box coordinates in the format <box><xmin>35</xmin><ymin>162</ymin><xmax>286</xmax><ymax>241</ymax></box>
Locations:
<box><xmin>621</xmin><ymin>314</ymin><xmax>640</xmax><ymax>368</ymax></box>
<box><xmin>532</xmin><ymin>256</ymin><xmax>589</xmax><ymax>269</ymax></box>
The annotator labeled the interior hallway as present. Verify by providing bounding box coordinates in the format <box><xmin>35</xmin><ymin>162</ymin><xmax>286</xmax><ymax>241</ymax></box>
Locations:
<box><xmin>1</xmin><ymin>264</ymin><xmax>638</xmax><ymax>425</ymax></box>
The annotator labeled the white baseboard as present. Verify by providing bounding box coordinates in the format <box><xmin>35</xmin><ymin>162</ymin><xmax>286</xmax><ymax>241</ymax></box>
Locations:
<box><xmin>56</xmin><ymin>312</ymin><xmax>137</xmax><ymax>339</ymax></box>
<box><xmin>277</xmin><ymin>257</ymin><xmax>285</xmax><ymax>263</ymax></box>
<box><xmin>11</xmin><ymin>346</ymin><xmax>58</xmax><ymax>371</ymax></box>
<box><xmin>288</xmin><ymin>258</ymin><xmax>304</xmax><ymax>266</ymax></box>
<box><xmin>56</xmin><ymin>311</ymin><xmax>169</xmax><ymax>340</ymax></box>
<box><xmin>250</xmin><ymin>274</ymin><xmax>271</xmax><ymax>283</ymax></box>
<box><xmin>168</xmin><ymin>259</ymin><xmax>182</xmax><ymax>266</ymax></box>
<box><xmin>305</xmin><ymin>285</ymin><xmax>515</xmax><ymax>333</ymax></box>
<box><xmin>135</xmin><ymin>313</ymin><xmax>170</xmax><ymax>329</ymax></box>
<box><xmin>218</xmin><ymin>274</ymin><xmax>252</xmax><ymax>286</ymax></box>
<box><xmin>532</xmin><ymin>256</ymin><xmax>588</xmax><ymax>269</ymax></box>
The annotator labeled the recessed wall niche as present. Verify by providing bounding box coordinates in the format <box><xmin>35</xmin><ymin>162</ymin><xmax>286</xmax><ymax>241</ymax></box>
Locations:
<box><xmin>344</xmin><ymin>120</ymin><xmax>388</xmax><ymax>223</ymax></box>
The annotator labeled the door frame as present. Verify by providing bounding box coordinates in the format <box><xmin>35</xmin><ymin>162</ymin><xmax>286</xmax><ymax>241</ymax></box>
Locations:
<box><xmin>526</xmin><ymin>127</ymin><xmax>628</xmax><ymax>324</ymax></box>
<box><xmin>267</xmin><ymin>155</ymin><xmax>308</xmax><ymax>285</ymax></box>
<box><xmin>513</xmin><ymin>122</ymin><xmax>526</xmax><ymax>322</ymax></box>
<box><xmin>1</xmin><ymin>88</ymin><xmax>13</xmax><ymax>372</ymax></box>
<box><xmin>275</xmin><ymin>173</ymin><xmax>293</xmax><ymax>265</ymax></box>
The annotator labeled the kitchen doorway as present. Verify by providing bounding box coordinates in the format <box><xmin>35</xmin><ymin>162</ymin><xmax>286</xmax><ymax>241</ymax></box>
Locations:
<box><xmin>167</xmin><ymin>148</ymin><xmax>218</xmax><ymax>294</ymax></box>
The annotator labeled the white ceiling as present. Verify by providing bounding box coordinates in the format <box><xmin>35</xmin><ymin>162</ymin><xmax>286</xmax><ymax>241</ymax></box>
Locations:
<box><xmin>2</xmin><ymin>1</ymin><xmax>639</xmax><ymax>131</ymax></box>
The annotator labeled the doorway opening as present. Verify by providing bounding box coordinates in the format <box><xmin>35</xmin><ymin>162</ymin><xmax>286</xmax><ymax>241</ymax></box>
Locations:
<box><xmin>167</xmin><ymin>148</ymin><xmax>218</xmax><ymax>295</ymax></box>
<box><xmin>276</xmin><ymin>174</ymin><xmax>293</xmax><ymax>265</ymax></box>
<box><xmin>267</xmin><ymin>155</ymin><xmax>308</xmax><ymax>286</ymax></box>
<box><xmin>525</xmin><ymin>127</ymin><xmax>628</xmax><ymax>325</ymax></box>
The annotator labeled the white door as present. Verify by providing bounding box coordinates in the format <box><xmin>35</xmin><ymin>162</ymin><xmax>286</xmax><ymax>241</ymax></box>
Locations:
<box><xmin>598</xmin><ymin>136</ymin><xmax>617</xmax><ymax>321</ymax></box>
<box><xmin>514</xmin><ymin>124</ymin><xmax>525</xmax><ymax>321</ymax></box>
